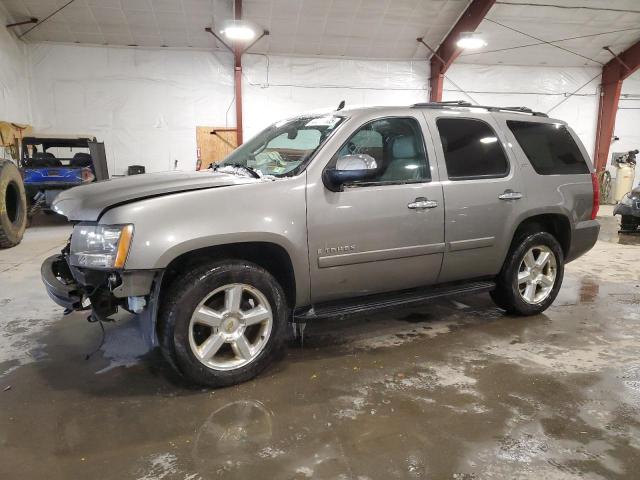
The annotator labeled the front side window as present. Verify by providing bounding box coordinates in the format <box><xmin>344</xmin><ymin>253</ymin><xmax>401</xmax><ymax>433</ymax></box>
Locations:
<box><xmin>220</xmin><ymin>114</ymin><xmax>344</xmax><ymax>177</ymax></box>
<box><xmin>507</xmin><ymin>121</ymin><xmax>589</xmax><ymax>175</ymax></box>
<box><xmin>331</xmin><ymin>117</ymin><xmax>430</xmax><ymax>185</ymax></box>
<box><xmin>436</xmin><ymin>118</ymin><xmax>509</xmax><ymax>180</ymax></box>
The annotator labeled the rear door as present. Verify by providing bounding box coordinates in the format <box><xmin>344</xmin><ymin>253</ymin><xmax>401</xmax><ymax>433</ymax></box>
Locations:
<box><xmin>423</xmin><ymin>111</ymin><xmax>526</xmax><ymax>283</ymax></box>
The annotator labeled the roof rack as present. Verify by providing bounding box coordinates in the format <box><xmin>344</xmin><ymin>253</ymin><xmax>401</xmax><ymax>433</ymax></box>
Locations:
<box><xmin>411</xmin><ymin>101</ymin><xmax>548</xmax><ymax>117</ymax></box>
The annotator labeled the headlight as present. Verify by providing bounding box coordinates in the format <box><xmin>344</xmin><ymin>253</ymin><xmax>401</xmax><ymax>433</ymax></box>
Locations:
<box><xmin>70</xmin><ymin>224</ymin><xmax>134</xmax><ymax>269</ymax></box>
<box><xmin>620</xmin><ymin>193</ymin><xmax>634</xmax><ymax>206</ymax></box>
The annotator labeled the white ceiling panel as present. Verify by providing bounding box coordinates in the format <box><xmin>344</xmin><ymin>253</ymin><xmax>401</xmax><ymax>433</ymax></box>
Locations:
<box><xmin>1</xmin><ymin>0</ymin><xmax>639</xmax><ymax>66</ymax></box>
<box><xmin>0</xmin><ymin>0</ymin><xmax>470</xmax><ymax>59</ymax></box>
<box><xmin>459</xmin><ymin>0</ymin><xmax>640</xmax><ymax>67</ymax></box>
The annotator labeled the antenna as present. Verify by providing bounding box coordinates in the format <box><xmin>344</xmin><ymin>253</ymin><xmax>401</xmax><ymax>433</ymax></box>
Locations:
<box><xmin>337</xmin><ymin>100</ymin><xmax>345</xmax><ymax>111</ymax></box>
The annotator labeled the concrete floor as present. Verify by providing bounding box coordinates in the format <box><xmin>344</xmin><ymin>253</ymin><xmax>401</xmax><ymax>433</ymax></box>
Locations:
<box><xmin>1</xmin><ymin>207</ymin><xmax>640</xmax><ymax>479</ymax></box>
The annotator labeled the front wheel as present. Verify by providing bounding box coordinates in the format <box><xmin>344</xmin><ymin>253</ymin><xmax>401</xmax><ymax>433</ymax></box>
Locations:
<box><xmin>158</xmin><ymin>260</ymin><xmax>288</xmax><ymax>387</ymax></box>
<box><xmin>491</xmin><ymin>231</ymin><xmax>564</xmax><ymax>316</ymax></box>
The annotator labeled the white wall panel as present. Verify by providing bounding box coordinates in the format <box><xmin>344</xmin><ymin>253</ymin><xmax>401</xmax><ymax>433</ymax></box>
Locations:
<box><xmin>0</xmin><ymin>8</ymin><xmax>30</xmax><ymax>124</ymax></box>
<box><xmin>16</xmin><ymin>40</ymin><xmax>639</xmax><ymax>188</ymax></box>
<box><xmin>26</xmin><ymin>43</ymin><xmax>234</xmax><ymax>175</ymax></box>
<box><xmin>615</xmin><ymin>72</ymin><xmax>640</xmax><ymax>187</ymax></box>
<box><xmin>241</xmin><ymin>54</ymin><xmax>430</xmax><ymax>140</ymax></box>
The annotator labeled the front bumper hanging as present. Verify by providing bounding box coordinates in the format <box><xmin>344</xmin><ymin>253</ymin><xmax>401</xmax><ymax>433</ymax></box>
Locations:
<box><xmin>41</xmin><ymin>254</ymin><xmax>84</xmax><ymax>311</ymax></box>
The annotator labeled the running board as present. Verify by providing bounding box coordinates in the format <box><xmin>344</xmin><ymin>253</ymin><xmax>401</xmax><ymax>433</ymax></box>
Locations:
<box><xmin>294</xmin><ymin>280</ymin><xmax>496</xmax><ymax>322</ymax></box>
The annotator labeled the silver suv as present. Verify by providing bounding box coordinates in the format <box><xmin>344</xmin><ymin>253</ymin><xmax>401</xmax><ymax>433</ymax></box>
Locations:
<box><xmin>41</xmin><ymin>102</ymin><xmax>600</xmax><ymax>386</ymax></box>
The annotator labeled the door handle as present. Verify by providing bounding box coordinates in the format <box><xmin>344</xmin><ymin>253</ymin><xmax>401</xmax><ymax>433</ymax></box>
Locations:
<box><xmin>408</xmin><ymin>197</ymin><xmax>439</xmax><ymax>209</ymax></box>
<box><xmin>498</xmin><ymin>190</ymin><xmax>523</xmax><ymax>200</ymax></box>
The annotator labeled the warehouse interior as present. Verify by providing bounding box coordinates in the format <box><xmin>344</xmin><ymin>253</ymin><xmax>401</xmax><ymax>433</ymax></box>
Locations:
<box><xmin>1</xmin><ymin>1</ymin><xmax>640</xmax><ymax>479</ymax></box>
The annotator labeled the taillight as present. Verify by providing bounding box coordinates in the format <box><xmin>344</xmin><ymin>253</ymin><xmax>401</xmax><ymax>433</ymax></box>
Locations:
<box><xmin>590</xmin><ymin>172</ymin><xmax>600</xmax><ymax>220</ymax></box>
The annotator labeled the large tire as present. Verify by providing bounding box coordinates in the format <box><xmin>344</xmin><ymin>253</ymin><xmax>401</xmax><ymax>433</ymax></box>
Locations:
<box><xmin>158</xmin><ymin>260</ymin><xmax>288</xmax><ymax>387</ymax></box>
<box><xmin>0</xmin><ymin>161</ymin><xmax>27</xmax><ymax>248</ymax></box>
<box><xmin>491</xmin><ymin>231</ymin><xmax>564</xmax><ymax>316</ymax></box>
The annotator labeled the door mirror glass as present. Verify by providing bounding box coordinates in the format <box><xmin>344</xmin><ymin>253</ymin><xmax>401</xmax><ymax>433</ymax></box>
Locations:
<box><xmin>323</xmin><ymin>154</ymin><xmax>378</xmax><ymax>191</ymax></box>
<box><xmin>335</xmin><ymin>154</ymin><xmax>378</xmax><ymax>171</ymax></box>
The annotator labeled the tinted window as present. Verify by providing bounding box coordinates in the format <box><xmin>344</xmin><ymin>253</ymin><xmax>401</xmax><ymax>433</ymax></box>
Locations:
<box><xmin>333</xmin><ymin>117</ymin><xmax>430</xmax><ymax>184</ymax></box>
<box><xmin>507</xmin><ymin>121</ymin><xmax>589</xmax><ymax>175</ymax></box>
<box><xmin>436</xmin><ymin>118</ymin><xmax>509</xmax><ymax>180</ymax></box>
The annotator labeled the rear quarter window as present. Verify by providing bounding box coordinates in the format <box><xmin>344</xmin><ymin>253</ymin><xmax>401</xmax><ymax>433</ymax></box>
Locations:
<box><xmin>507</xmin><ymin>121</ymin><xmax>589</xmax><ymax>175</ymax></box>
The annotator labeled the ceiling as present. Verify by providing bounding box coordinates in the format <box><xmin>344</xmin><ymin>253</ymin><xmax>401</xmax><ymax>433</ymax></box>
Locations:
<box><xmin>1</xmin><ymin>0</ymin><xmax>640</xmax><ymax>66</ymax></box>
<box><xmin>460</xmin><ymin>0</ymin><xmax>640</xmax><ymax>67</ymax></box>
<box><xmin>0</xmin><ymin>0</ymin><xmax>469</xmax><ymax>59</ymax></box>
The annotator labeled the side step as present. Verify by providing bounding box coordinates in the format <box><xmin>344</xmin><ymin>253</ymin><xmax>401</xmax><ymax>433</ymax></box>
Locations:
<box><xmin>294</xmin><ymin>280</ymin><xmax>495</xmax><ymax>322</ymax></box>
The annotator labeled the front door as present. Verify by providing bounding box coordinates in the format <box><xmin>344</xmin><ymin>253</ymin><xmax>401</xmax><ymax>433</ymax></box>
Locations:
<box><xmin>306</xmin><ymin>114</ymin><xmax>445</xmax><ymax>303</ymax></box>
<box><xmin>425</xmin><ymin>112</ymin><xmax>526</xmax><ymax>283</ymax></box>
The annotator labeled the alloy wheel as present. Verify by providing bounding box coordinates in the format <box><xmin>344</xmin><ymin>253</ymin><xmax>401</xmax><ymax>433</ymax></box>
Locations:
<box><xmin>517</xmin><ymin>245</ymin><xmax>557</xmax><ymax>305</ymax></box>
<box><xmin>188</xmin><ymin>283</ymin><xmax>273</xmax><ymax>371</ymax></box>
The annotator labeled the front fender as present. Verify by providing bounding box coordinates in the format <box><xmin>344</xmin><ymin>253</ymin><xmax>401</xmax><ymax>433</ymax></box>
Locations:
<box><xmin>99</xmin><ymin>175</ymin><xmax>310</xmax><ymax>306</ymax></box>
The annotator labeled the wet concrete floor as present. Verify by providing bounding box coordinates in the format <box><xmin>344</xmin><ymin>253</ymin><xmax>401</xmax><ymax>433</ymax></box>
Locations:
<box><xmin>1</xmin><ymin>207</ymin><xmax>640</xmax><ymax>479</ymax></box>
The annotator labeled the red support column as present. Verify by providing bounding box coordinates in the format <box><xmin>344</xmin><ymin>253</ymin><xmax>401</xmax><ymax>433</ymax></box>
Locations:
<box><xmin>594</xmin><ymin>40</ymin><xmax>640</xmax><ymax>172</ymax></box>
<box><xmin>594</xmin><ymin>67</ymin><xmax>623</xmax><ymax>172</ymax></box>
<box><xmin>429</xmin><ymin>0</ymin><xmax>495</xmax><ymax>102</ymax></box>
<box><xmin>234</xmin><ymin>0</ymin><xmax>244</xmax><ymax>146</ymax></box>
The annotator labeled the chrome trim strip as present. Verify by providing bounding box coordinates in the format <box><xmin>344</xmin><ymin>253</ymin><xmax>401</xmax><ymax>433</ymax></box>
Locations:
<box><xmin>318</xmin><ymin>243</ymin><xmax>445</xmax><ymax>268</ymax></box>
<box><xmin>447</xmin><ymin>237</ymin><xmax>495</xmax><ymax>252</ymax></box>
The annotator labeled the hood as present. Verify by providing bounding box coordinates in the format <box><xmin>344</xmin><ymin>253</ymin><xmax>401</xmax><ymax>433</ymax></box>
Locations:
<box><xmin>53</xmin><ymin>170</ymin><xmax>260</xmax><ymax>221</ymax></box>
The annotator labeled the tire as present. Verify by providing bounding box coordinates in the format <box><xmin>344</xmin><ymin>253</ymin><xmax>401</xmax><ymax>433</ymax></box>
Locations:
<box><xmin>620</xmin><ymin>215</ymin><xmax>638</xmax><ymax>231</ymax></box>
<box><xmin>0</xmin><ymin>161</ymin><xmax>27</xmax><ymax>248</ymax></box>
<box><xmin>491</xmin><ymin>231</ymin><xmax>564</xmax><ymax>316</ymax></box>
<box><xmin>158</xmin><ymin>260</ymin><xmax>288</xmax><ymax>387</ymax></box>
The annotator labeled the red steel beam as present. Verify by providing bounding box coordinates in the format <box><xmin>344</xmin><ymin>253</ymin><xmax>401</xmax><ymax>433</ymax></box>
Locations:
<box><xmin>234</xmin><ymin>0</ymin><xmax>244</xmax><ymax>145</ymax></box>
<box><xmin>594</xmin><ymin>40</ymin><xmax>640</xmax><ymax>172</ymax></box>
<box><xmin>429</xmin><ymin>0</ymin><xmax>495</xmax><ymax>102</ymax></box>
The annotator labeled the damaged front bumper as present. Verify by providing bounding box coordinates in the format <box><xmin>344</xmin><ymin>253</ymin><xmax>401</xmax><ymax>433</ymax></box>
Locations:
<box><xmin>41</xmin><ymin>253</ymin><xmax>163</xmax><ymax>345</ymax></box>
<box><xmin>41</xmin><ymin>255</ymin><xmax>84</xmax><ymax>311</ymax></box>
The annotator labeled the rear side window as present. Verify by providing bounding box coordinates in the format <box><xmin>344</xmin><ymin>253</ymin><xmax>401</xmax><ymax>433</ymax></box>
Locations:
<box><xmin>436</xmin><ymin>118</ymin><xmax>509</xmax><ymax>180</ymax></box>
<box><xmin>507</xmin><ymin>121</ymin><xmax>589</xmax><ymax>175</ymax></box>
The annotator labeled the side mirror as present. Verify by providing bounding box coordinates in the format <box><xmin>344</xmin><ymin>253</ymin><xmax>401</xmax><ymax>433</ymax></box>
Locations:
<box><xmin>322</xmin><ymin>154</ymin><xmax>378</xmax><ymax>192</ymax></box>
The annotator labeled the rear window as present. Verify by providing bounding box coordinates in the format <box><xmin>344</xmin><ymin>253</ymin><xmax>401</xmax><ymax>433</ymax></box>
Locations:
<box><xmin>436</xmin><ymin>118</ymin><xmax>509</xmax><ymax>180</ymax></box>
<box><xmin>507</xmin><ymin>121</ymin><xmax>589</xmax><ymax>175</ymax></box>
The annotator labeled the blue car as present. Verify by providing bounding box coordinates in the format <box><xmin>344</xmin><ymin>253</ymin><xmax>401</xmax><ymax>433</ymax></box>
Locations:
<box><xmin>20</xmin><ymin>136</ymin><xmax>109</xmax><ymax>214</ymax></box>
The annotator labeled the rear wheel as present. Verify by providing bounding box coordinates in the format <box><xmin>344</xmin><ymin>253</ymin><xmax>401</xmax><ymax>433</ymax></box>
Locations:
<box><xmin>0</xmin><ymin>161</ymin><xmax>27</xmax><ymax>248</ymax></box>
<box><xmin>158</xmin><ymin>260</ymin><xmax>288</xmax><ymax>387</ymax></box>
<box><xmin>491</xmin><ymin>231</ymin><xmax>564</xmax><ymax>316</ymax></box>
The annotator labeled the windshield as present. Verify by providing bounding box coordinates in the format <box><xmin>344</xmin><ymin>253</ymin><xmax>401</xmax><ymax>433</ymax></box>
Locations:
<box><xmin>218</xmin><ymin>114</ymin><xmax>345</xmax><ymax>177</ymax></box>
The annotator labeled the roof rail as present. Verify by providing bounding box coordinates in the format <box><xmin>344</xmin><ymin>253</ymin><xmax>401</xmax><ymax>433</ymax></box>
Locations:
<box><xmin>411</xmin><ymin>101</ymin><xmax>548</xmax><ymax>117</ymax></box>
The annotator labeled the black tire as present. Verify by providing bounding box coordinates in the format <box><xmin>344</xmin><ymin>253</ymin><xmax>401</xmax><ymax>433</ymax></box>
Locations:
<box><xmin>620</xmin><ymin>215</ymin><xmax>638</xmax><ymax>231</ymax></box>
<box><xmin>491</xmin><ymin>231</ymin><xmax>564</xmax><ymax>316</ymax></box>
<box><xmin>158</xmin><ymin>260</ymin><xmax>288</xmax><ymax>387</ymax></box>
<box><xmin>0</xmin><ymin>161</ymin><xmax>27</xmax><ymax>248</ymax></box>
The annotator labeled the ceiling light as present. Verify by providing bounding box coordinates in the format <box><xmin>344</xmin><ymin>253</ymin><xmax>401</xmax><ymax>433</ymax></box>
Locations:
<box><xmin>480</xmin><ymin>136</ymin><xmax>497</xmax><ymax>144</ymax></box>
<box><xmin>221</xmin><ymin>20</ymin><xmax>256</xmax><ymax>41</ymax></box>
<box><xmin>456</xmin><ymin>32</ymin><xmax>487</xmax><ymax>50</ymax></box>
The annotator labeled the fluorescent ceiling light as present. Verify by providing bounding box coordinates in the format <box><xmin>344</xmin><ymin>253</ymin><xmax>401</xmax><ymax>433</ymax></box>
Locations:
<box><xmin>480</xmin><ymin>136</ymin><xmax>497</xmax><ymax>144</ymax></box>
<box><xmin>457</xmin><ymin>32</ymin><xmax>487</xmax><ymax>50</ymax></box>
<box><xmin>221</xmin><ymin>20</ymin><xmax>256</xmax><ymax>41</ymax></box>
